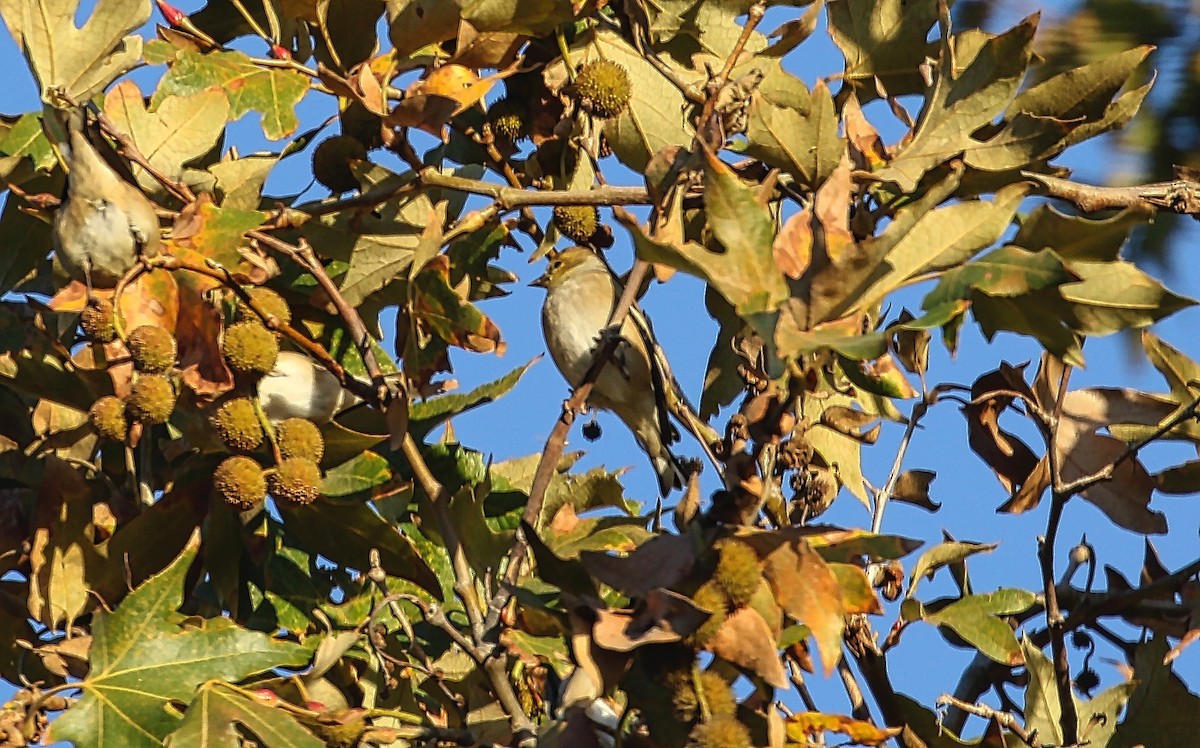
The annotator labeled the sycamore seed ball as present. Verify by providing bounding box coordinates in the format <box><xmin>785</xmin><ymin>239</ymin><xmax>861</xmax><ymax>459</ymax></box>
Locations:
<box><xmin>222</xmin><ymin>321</ymin><xmax>280</xmax><ymax>377</ymax></box>
<box><xmin>671</xmin><ymin>670</ymin><xmax>736</xmax><ymax>722</ymax></box>
<box><xmin>276</xmin><ymin>418</ymin><xmax>325</xmax><ymax>462</ymax></box>
<box><xmin>80</xmin><ymin>298</ymin><xmax>117</xmax><ymax>343</ymax></box>
<box><xmin>714</xmin><ymin>539</ymin><xmax>761</xmax><ymax>608</ymax></box>
<box><xmin>213</xmin><ymin>455</ymin><xmax>267</xmax><ymax>510</ymax></box>
<box><xmin>126</xmin><ymin>374</ymin><xmax>176</xmax><ymax>424</ymax></box>
<box><xmin>692</xmin><ymin>716</ymin><xmax>752</xmax><ymax>748</ymax></box>
<box><xmin>89</xmin><ymin>396</ymin><xmax>128</xmax><ymax>442</ymax></box>
<box><xmin>552</xmin><ymin>205</ymin><xmax>599</xmax><ymax>244</ymax></box>
<box><xmin>312</xmin><ymin>135</ymin><xmax>368</xmax><ymax>193</ymax></box>
<box><xmin>697</xmin><ymin>671</ymin><xmax>737</xmax><ymax>719</ymax></box>
<box><xmin>688</xmin><ymin>581</ymin><xmax>730</xmax><ymax>647</ymax></box>
<box><xmin>268</xmin><ymin>457</ymin><xmax>322</xmax><ymax>505</ymax></box>
<box><xmin>340</xmin><ymin>101</ymin><xmax>384</xmax><ymax>150</ymax></box>
<box><xmin>487</xmin><ymin>97</ymin><xmax>529</xmax><ymax>143</ymax></box>
<box><xmin>236</xmin><ymin>287</ymin><xmax>292</xmax><ymax>328</ymax></box>
<box><xmin>574</xmin><ymin>59</ymin><xmax>632</xmax><ymax>118</ymax></box>
<box><xmin>127</xmin><ymin>326</ymin><xmax>177</xmax><ymax>373</ymax></box>
<box><xmin>211</xmin><ymin>397</ymin><xmax>264</xmax><ymax>452</ymax></box>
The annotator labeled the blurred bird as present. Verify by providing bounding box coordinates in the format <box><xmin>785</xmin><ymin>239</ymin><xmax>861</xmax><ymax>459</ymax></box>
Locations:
<box><xmin>52</xmin><ymin>106</ymin><xmax>161</xmax><ymax>289</ymax></box>
<box><xmin>532</xmin><ymin>247</ymin><xmax>699</xmax><ymax>496</ymax></box>
<box><xmin>257</xmin><ymin>351</ymin><xmax>361</xmax><ymax>424</ymax></box>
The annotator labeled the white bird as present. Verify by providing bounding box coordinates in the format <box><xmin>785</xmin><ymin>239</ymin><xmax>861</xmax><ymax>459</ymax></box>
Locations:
<box><xmin>257</xmin><ymin>351</ymin><xmax>361</xmax><ymax>424</ymax></box>
<box><xmin>52</xmin><ymin>107</ymin><xmax>161</xmax><ymax>289</ymax></box>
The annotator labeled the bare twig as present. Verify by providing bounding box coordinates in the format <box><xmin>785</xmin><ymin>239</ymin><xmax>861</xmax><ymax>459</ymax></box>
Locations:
<box><xmin>1040</xmin><ymin>363</ymin><xmax>1078</xmax><ymax>743</ymax></box>
<box><xmin>1022</xmin><ymin>170</ymin><xmax>1200</xmax><ymax>216</ymax></box>
<box><xmin>398</xmin><ymin>433</ymin><xmax>536</xmax><ymax>745</ymax></box>
<box><xmin>937</xmin><ymin>695</ymin><xmax>1041</xmax><ymax>747</ymax></box>
<box><xmin>247</xmin><ymin>230</ymin><xmax>387</xmax><ymax>391</ymax></box>
<box><xmin>871</xmin><ymin>395</ymin><xmax>931</xmax><ymax>533</ymax></box>
<box><xmin>418</xmin><ymin>168</ymin><xmax>654</xmax><ymax>208</ymax></box>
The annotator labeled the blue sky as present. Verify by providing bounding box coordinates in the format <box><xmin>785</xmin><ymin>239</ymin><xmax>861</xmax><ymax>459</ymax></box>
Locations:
<box><xmin>4</xmin><ymin>0</ymin><xmax>1200</xmax><ymax>740</ymax></box>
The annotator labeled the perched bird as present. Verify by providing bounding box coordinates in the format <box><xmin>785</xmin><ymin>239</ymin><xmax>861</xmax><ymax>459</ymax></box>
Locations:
<box><xmin>257</xmin><ymin>351</ymin><xmax>361</xmax><ymax>424</ymax></box>
<box><xmin>532</xmin><ymin>247</ymin><xmax>690</xmax><ymax>495</ymax></box>
<box><xmin>52</xmin><ymin>107</ymin><xmax>161</xmax><ymax>289</ymax></box>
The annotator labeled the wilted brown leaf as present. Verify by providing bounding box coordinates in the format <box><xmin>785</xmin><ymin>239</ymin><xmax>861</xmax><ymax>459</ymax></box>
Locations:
<box><xmin>707</xmin><ymin>606</ymin><xmax>788</xmax><ymax>688</ymax></box>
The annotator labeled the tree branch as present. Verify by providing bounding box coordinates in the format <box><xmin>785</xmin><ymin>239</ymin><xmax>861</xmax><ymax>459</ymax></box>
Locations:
<box><xmin>1022</xmin><ymin>170</ymin><xmax>1200</xmax><ymax>216</ymax></box>
<box><xmin>399</xmin><ymin>433</ymin><xmax>536</xmax><ymax>744</ymax></box>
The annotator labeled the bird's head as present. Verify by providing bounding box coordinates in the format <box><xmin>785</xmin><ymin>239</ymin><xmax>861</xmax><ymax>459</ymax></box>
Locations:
<box><xmin>530</xmin><ymin>247</ymin><xmax>603</xmax><ymax>291</ymax></box>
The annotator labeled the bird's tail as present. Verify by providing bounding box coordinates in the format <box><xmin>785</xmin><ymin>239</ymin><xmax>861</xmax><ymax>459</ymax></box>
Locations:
<box><xmin>650</xmin><ymin>448</ymin><xmax>688</xmax><ymax>498</ymax></box>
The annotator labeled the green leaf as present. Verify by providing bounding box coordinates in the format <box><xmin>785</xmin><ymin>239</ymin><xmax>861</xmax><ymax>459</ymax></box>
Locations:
<box><xmin>906</xmin><ymin>541</ymin><xmax>997</xmax><ymax>598</ymax></box>
<box><xmin>460</xmin><ymin>0</ymin><xmax>577</xmax><ymax>35</ymax></box>
<box><xmin>0</xmin><ymin>171</ymin><xmax>58</xmax><ymax>295</ymax></box>
<box><xmin>300</xmin><ymin>173</ymin><xmax>430</xmax><ymax>307</ymax></box>
<box><xmin>923</xmin><ymin>589</ymin><xmax>1036</xmax><ymax>665</ymax></box>
<box><xmin>923</xmin><ymin>245</ymin><xmax>1072</xmax><ymax>309</ymax></box>
<box><xmin>873</xmin><ymin>18</ymin><xmax>1037</xmax><ymax>191</ymax></box>
<box><xmin>855</xmin><ymin>184</ymin><xmax>1027</xmax><ymax>311</ymax></box>
<box><xmin>1115</xmin><ymin>637</ymin><xmax>1200</xmax><ymax>746</ymax></box>
<box><xmin>623</xmin><ymin>151</ymin><xmax>788</xmax><ymax>322</ymax></box>
<box><xmin>279</xmin><ymin>502</ymin><xmax>440</xmax><ymax>596</ymax></box>
<box><xmin>153</xmin><ymin>49</ymin><xmax>309</xmax><ymax>140</ymax></box>
<box><xmin>409</xmin><ymin>359</ymin><xmax>536</xmax><ymax>439</ymax></box>
<box><xmin>50</xmin><ymin>539</ymin><xmax>311</xmax><ymax>748</ymax></box>
<box><xmin>743</xmin><ymin>80</ymin><xmax>842</xmax><ymax>189</ymax></box>
<box><xmin>1058</xmin><ymin>260</ymin><xmax>1194</xmax><ymax>336</ymax></box>
<box><xmin>448</xmin><ymin>485</ymin><xmax>514</xmax><ymax>577</ymax></box>
<box><xmin>1010</xmin><ymin>46</ymin><xmax>1152</xmax><ymax>123</ymax></box>
<box><xmin>562</xmin><ymin>30</ymin><xmax>695</xmax><ymax>173</ymax></box>
<box><xmin>208</xmin><ymin>154</ymin><xmax>278</xmax><ymax>211</ymax></box>
<box><xmin>104</xmin><ymin>84</ymin><xmax>230</xmax><ymax>195</ymax></box>
<box><xmin>1012</xmin><ymin>205</ymin><xmax>1147</xmax><ymax>262</ymax></box>
<box><xmin>1022</xmin><ymin>638</ymin><xmax>1135</xmax><ymax>748</ymax></box>
<box><xmin>806</xmin><ymin>530</ymin><xmax>923</xmax><ymax>563</ymax></box>
<box><xmin>0</xmin><ymin>111</ymin><xmax>56</xmax><ymax>172</ymax></box>
<box><xmin>166</xmin><ymin>681</ymin><xmax>323</xmax><ymax>747</ymax></box>
<box><xmin>320</xmin><ymin>450</ymin><xmax>392</xmax><ymax>499</ymax></box>
<box><xmin>0</xmin><ymin>0</ymin><xmax>147</xmax><ymax>99</ymax></box>
<box><xmin>827</xmin><ymin>0</ymin><xmax>940</xmax><ymax>101</ymax></box>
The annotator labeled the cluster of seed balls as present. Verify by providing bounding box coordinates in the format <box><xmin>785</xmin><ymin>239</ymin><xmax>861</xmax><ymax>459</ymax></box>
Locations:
<box><xmin>672</xmin><ymin>538</ymin><xmax>763</xmax><ymax>747</ymax></box>
<box><xmin>485</xmin><ymin>59</ymin><xmax>633</xmax><ymax>246</ymax></box>
<box><xmin>210</xmin><ymin>288</ymin><xmax>326</xmax><ymax>511</ymax></box>
<box><xmin>84</xmin><ymin>299</ymin><xmax>180</xmax><ymax>441</ymax></box>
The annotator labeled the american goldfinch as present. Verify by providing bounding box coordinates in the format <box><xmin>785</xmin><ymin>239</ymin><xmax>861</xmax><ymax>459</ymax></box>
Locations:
<box><xmin>532</xmin><ymin>247</ymin><xmax>689</xmax><ymax>495</ymax></box>
<box><xmin>257</xmin><ymin>351</ymin><xmax>361</xmax><ymax>424</ymax></box>
<box><xmin>52</xmin><ymin>106</ymin><xmax>161</xmax><ymax>289</ymax></box>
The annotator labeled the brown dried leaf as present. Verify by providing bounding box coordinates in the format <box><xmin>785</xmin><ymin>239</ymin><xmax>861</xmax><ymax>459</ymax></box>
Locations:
<box><xmin>763</xmin><ymin>540</ymin><xmax>844</xmax><ymax>675</ymax></box>
<box><xmin>891</xmin><ymin>470</ymin><xmax>939</xmax><ymax>512</ymax></box>
<box><xmin>579</xmin><ymin>532</ymin><xmax>702</xmax><ymax>600</ymax></box>
<box><xmin>964</xmin><ymin>364</ymin><xmax>1040</xmax><ymax>494</ymax></box>
<box><xmin>707</xmin><ymin>607</ymin><xmax>788</xmax><ymax>688</ymax></box>
<box><xmin>773</xmin><ymin>208</ymin><xmax>812</xmax><ymax>280</ymax></box>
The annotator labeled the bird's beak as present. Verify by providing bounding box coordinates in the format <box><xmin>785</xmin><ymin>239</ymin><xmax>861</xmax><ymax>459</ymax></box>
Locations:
<box><xmin>529</xmin><ymin>272</ymin><xmax>549</xmax><ymax>289</ymax></box>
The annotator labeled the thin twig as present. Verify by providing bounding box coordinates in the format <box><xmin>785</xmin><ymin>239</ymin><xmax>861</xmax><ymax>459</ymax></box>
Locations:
<box><xmin>419</xmin><ymin>168</ymin><xmax>654</xmax><ymax>208</ymax></box>
<box><xmin>398</xmin><ymin>433</ymin><xmax>537</xmax><ymax>745</ymax></box>
<box><xmin>1040</xmin><ymin>363</ymin><xmax>1078</xmax><ymax>744</ymax></box>
<box><xmin>491</xmin><ymin>259</ymin><xmax>652</xmax><ymax>609</ymax></box>
<box><xmin>936</xmin><ymin>695</ymin><xmax>1041</xmax><ymax>747</ymax></box>
<box><xmin>836</xmin><ymin>657</ymin><xmax>872</xmax><ymax>724</ymax></box>
<box><xmin>92</xmin><ymin>111</ymin><xmax>195</xmax><ymax>204</ymax></box>
<box><xmin>247</xmin><ymin>230</ymin><xmax>386</xmax><ymax>390</ymax></box>
<box><xmin>1055</xmin><ymin>392</ymin><xmax>1200</xmax><ymax>495</ymax></box>
<box><xmin>871</xmin><ymin>395</ymin><xmax>931</xmax><ymax>533</ymax></box>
